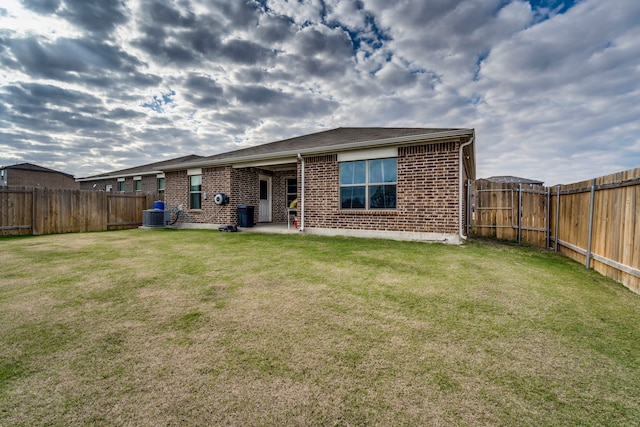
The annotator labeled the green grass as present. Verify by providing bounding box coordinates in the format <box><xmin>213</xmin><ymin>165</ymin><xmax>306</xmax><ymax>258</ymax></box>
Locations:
<box><xmin>1</xmin><ymin>229</ymin><xmax>639</xmax><ymax>426</ymax></box>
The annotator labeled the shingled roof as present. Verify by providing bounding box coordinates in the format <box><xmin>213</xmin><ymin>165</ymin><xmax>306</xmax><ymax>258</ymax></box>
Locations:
<box><xmin>2</xmin><ymin>163</ymin><xmax>75</xmax><ymax>179</ymax></box>
<box><xmin>78</xmin><ymin>154</ymin><xmax>204</xmax><ymax>180</ymax></box>
<box><xmin>485</xmin><ymin>176</ymin><xmax>545</xmax><ymax>185</ymax></box>
<box><xmin>162</xmin><ymin>127</ymin><xmax>474</xmax><ymax>171</ymax></box>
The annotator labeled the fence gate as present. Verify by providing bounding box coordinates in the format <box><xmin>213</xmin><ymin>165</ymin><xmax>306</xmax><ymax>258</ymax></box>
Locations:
<box><xmin>470</xmin><ymin>179</ymin><xmax>549</xmax><ymax>247</ymax></box>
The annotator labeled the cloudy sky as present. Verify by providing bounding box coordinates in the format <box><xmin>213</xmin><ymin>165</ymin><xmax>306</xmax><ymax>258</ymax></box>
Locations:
<box><xmin>1</xmin><ymin>0</ymin><xmax>638</xmax><ymax>185</ymax></box>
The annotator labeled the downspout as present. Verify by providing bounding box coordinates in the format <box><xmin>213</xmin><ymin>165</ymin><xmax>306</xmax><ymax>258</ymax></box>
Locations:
<box><xmin>459</xmin><ymin>136</ymin><xmax>474</xmax><ymax>240</ymax></box>
<box><xmin>297</xmin><ymin>153</ymin><xmax>305</xmax><ymax>231</ymax></box>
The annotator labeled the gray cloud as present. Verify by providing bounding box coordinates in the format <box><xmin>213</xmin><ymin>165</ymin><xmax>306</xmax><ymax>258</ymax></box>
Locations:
<box><xmin>182</xmin><ymin>74</ymin><xmax>226</xmax><ymax>107</ymax></box>
<box><xmin>58</xmin><ymin>0</ymin><xmax>129</xmax><ymax>35</ymax></box>
<box><xmin>0</xmin><ymin>0</ymin><xmax>638</xmax><ymax>185</ymax></box>
<box><xmin>220</xmin><ymin>39</ymin><xmax>275</xmax><ymax>65</ymax></box>
<box><xmin>5</xmin><ymin>36</ymin><xmax>152</xmax><ymax>83</ymax></box>
<box><xmin>256</xmin><ymin>13</ymin><xmax>296</xmax><ymax>43</ymax></box>
<box><xmin>20</xmin><ymin>0</ymin><xmax>61</xmax><ymax>14</ymax></box>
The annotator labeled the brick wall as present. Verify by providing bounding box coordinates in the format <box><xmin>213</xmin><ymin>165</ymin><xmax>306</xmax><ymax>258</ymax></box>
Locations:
<box><xmin>80</xmin><ymin>175</ymin><xmax>162</xmax><ymax>193</ymax></box>
<box><xmin>162</xmin><ymin>141</ymin><xmax>461</xmax><ymax>234</ymax></box>
<box><xmin>164</xmin><ymin>167</ymin><xmax>235</xmax><ymax>224</ymax></box>
<box><xmin>80</xmin><ymin>178</ymin><xmax>116</xmax><ymax>191</ymax></box>
<box><xmin>230</xmin><ymin>167</ymin><xmax>259</xmax><ymax>224</ymax></box>
<box><xmin>165</xmin><ymin>166</ymin><xmax>298</xmax><ymax>226</ymax></box>
<box><xmin>7</xmin><ymin>169</ymin><xmax>79</xmax><ymax>190</ymax></box>
<box><xmin>302</xmin><ymin>142</ymin><xmax>461</xmax><ymax>234</ymax></box>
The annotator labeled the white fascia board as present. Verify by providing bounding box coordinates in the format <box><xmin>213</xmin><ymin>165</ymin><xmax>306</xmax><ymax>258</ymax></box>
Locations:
<box><xmin>160</xmin><ymin>129</ymin><xmax>474</xmax><ymax>171</ymax></box>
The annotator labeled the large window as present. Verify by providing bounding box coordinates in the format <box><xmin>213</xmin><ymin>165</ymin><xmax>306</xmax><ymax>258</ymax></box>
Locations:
<box><xmin>190</xmin><ymin>175</ymin><xmax>202</xmax><ymax>209</ymax></box>
<box><xmin>340</xmin><ymin>158</ymin><xmax>397</xmax><ymax>210</ymax></box>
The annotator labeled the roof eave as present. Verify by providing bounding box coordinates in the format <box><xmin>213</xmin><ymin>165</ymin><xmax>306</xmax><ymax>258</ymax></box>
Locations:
<box><xmin>76</xmin><ymin>170</ymin><xmax>164</xmax><ymax>182</ymax></box>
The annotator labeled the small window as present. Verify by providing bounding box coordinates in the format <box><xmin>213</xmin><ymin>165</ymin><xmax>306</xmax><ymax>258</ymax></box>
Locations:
<box><xmin>157</xmin><ymin>177</ymin><xmax>165</xmax><ymax>194</ymax></box>
<box><xmin>339</xmin><ymin>158</ymin><xmax>397</xmax><ymax>210</ymax></box>
<box><xmin>134</xmin><ymin>180</ymin><xmax>142</xmax><ymax>192</ymax></box>
<box><xmin>286</xmin><ymin>178</ymin><xmax>297</xmax><ymax>205</ymax></box>
<box><xmin>118</xmin><ymin>180</ymin><xmax>125</xmax><ymax>192</ymax></box>
<box><xmin>190</xmin><ymin>175</ymin><xmax>202</xmax><ymax>209</ymax></box>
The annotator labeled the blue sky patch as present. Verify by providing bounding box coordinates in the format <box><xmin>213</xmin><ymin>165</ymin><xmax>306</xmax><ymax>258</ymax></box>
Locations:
<box><xmin>529</xmin><ymin>0</ymin><xmax>580</xmax><ymax>20</ymax></box>
<box><xmin>141</xmin><ymin>89</ymin><xmax>175</xmax><ymax>113</ymax></box>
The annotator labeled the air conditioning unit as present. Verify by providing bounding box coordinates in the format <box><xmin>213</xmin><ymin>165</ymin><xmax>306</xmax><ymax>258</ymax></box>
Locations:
<box><xmin>142</xmin><ymin>209</ymin><xmax>166</xmax><ymax>227</ymax></box>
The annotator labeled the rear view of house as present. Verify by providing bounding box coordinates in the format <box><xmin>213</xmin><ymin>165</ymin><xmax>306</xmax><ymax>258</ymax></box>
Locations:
<box><xmin>161</xmin><ymin>127</ymin><xmax>475</xmax><ymax>244</ymax></box>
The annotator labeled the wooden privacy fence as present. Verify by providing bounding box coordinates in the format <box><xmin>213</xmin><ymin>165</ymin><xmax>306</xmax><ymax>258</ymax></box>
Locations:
<box><xmin>0</xmin><ymin>186</ymin><xmax>162</xmax><ymax>236</ymax></box>
<box><xmin>471</xmin><ymin>180</ymin><xmax>548</xmax><ymax>247</ymax></box>
<box><xmin>470</xmin><ymin>167</ymin><xmax>640</xmax><ymax>294</ymax></box>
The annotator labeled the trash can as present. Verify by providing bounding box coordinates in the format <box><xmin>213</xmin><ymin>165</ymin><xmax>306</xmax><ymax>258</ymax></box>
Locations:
<box><xmin>237</xmin><ymin>205</ymin><xmax>254</xmax><ymax>227</ymax></box>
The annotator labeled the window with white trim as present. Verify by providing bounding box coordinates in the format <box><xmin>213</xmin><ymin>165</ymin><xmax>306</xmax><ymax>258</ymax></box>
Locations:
<box><xmin>190</xmin><ymin>175</ymin><xmax>202</xmax><ymax>209</ymax></box>
<box><xmin>157</xmin><ymin>177</ymin><xmax>165</xmax><ymax>194</ymax></box>
<box><xmin>339</xmin><ymin>158</ymin><xmax>397</xmax><ymax>210</ymax></box>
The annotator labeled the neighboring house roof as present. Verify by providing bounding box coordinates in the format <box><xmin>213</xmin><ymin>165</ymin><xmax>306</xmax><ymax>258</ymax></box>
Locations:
<box><xmin>484</xmin><ymin>176</ymin><xmax>545</xmax><ymax>185</ymax></box>
<box><xmin>1</xmin><ymin>162</ymin><xmax>75</xmax><ymax>179</ymax></box>
<box><xmin>161</xmin><ymin>127</ymin><xmax>475</xmax><ymax>173</ymax></box>
<box><xmin>77</xmin><ymin>154</ymin><xmax>204</xmax><ymax>181</ymax></box>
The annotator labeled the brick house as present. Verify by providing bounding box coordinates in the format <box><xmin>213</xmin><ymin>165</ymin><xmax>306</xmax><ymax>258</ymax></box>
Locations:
<box><xmin>77</xmin><ymin>155</ymin><xmax>203</xmax><ymax>193</ymax></box>
<box><xmin>0</xmin><ymin>163</ymin><xmax>79</xmax><ymax>189</ymax></box>
<box><xmin>161</xmin><ymin>128</ymin><xmax>476</xmax><ymax>244</ymax></box>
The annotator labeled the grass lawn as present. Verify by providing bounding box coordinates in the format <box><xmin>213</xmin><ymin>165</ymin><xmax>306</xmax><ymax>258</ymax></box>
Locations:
<box><xmin>1</xmin><ymin>229</ymin><xmax>639</xmax><ymax>426</ymax></box>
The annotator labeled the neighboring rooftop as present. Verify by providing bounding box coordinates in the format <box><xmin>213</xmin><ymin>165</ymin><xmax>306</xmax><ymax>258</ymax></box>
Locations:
<box><xmin>1</xmin><ymin>162</ymin><xmax>75</xmax><ymax>179</ymax></box>
<box><xmin>485</xmin><ymin>176</ymin><xmax>545</xmax><ymax>185</ymax></box>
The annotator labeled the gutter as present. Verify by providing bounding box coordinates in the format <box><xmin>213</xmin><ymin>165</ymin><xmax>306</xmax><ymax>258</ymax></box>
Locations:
<box><xmin>459</xmin><ymin>134</ymin><xmax>475</xmax><ymax>240</ymax></box>
<box><xmin>297</xmin><ymin>153</ymin><xmax>305</xmax><ymax>231</ymax></box>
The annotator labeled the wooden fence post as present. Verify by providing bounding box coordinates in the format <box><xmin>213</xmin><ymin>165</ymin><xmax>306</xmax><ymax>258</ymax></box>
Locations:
<box><xmin>517</xmin><ymin>183</ymin><xmax>522</xmax><ymax>244</ymax></box>
<box><xmin>31</xmin><ymin>187</ymin><xmax>37</xmax><ymax>235</ymax></box>
<box><xmin>545</xmin><ymin>187</ymin><xmax>550</xmax><ymax>249</ymax></box>
<box><xmin>585</xmin><ymin>178</ymin><xmax>596</xmax><ymax>269</ymax></box>
<box><xmin>554</xmin><ymin>185</ymin><xmax>561</xmax><ymax>252</ymax></box>
<box><xmin>466</xmin><ymin>179</ymin><xmax>471</xmax><ymax>236</ymax></box>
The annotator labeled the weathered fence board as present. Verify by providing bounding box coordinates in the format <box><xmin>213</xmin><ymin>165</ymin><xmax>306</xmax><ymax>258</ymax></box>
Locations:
<box><xmin>0</xmin><ymin>186</ymin><xmax>161</xmax><ymax>236</ymax></box>
<box><xmin>0</xmin><ymin>187</ymin><xmax>32</xmax><ymax>235</ymax></box>
<box><xmin>472</xmin><ymin>180</ymin><xmax>548</xmax><ymax>246</ymax></box>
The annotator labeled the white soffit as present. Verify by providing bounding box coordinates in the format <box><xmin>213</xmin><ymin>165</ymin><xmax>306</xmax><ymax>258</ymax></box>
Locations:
<box><xmin>231</xmin><ymin>157</ymin><xmax>297</xmax><ymax>168</ymax></box>
<box><xmin>337</xmin><ymin>147</ymin><xmax>398</xmax><ymax>162</ymax></box>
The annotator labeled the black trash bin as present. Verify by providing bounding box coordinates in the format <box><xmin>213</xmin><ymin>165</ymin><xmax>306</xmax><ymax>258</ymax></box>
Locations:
<box><xmin>237</xmin><ymin>205</ymin><xmax>255</xmax><ymax>227</ymax></box>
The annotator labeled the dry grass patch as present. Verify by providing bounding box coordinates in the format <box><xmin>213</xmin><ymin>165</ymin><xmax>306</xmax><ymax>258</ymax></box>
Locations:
<box><xmin>1</xmin><ymin>230</ymin><xmax>639</xmax><ymax>426</ymax></box>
